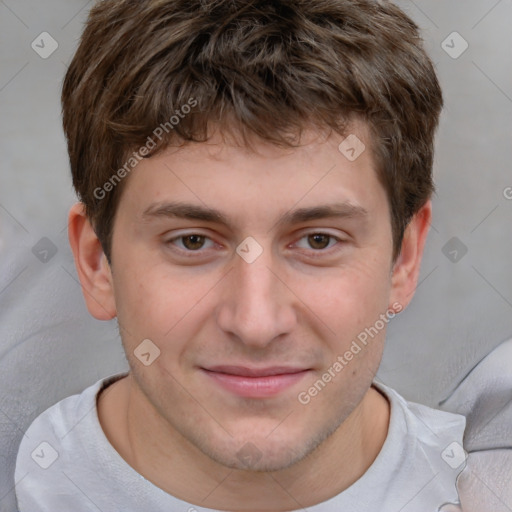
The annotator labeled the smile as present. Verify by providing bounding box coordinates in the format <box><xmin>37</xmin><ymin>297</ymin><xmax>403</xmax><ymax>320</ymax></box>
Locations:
<box><xmin>201</xmin><ymin>366</ymin><xmax>311</xmax><ymax>398</ymax></box>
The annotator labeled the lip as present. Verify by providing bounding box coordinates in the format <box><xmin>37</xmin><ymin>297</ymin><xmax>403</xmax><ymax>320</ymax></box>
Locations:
<box><xmin>201</xmin><ymin>366</ymin><xmax>311</xmax><ymax>398</ymax></box>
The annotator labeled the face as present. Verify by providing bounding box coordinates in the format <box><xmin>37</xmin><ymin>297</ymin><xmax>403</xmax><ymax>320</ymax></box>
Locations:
<box><xmin>106</xmin><ymin>126</ymin><xmax>400</xmax><ymax>472</ymax></box>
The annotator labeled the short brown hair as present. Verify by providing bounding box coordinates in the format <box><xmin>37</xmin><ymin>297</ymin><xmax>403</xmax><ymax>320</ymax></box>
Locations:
<box><xmin>62</xmin><ymin>0</ymin><xmax>443</xmax><ymax>263</ymax></box>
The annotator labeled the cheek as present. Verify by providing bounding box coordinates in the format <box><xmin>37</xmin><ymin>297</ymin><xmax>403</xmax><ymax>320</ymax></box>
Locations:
<box><xmin>304</xmin><ymin>256</ymin><xmax>392</xmax><ymax>336</ymax></box>
<box><xmin>111</xmin><ymin>260</ymin><xmax>174</xmax><ymax>341</ymax></box>
<box><xmin>297</xmin><ymin>259</ymin><xmax>392</xmax><ymax>408</ymax></box>
<box><xmin>112</xmin><ymin>258</ymin><xmax>218</xmax><ymax>352</ymax></box>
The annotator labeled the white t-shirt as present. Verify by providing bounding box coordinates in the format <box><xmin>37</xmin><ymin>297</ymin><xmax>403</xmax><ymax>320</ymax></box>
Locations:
<box><xmin>15</xmin><ymin>374</ymin><xmax>467</xmax><ymax>512</ymax></box>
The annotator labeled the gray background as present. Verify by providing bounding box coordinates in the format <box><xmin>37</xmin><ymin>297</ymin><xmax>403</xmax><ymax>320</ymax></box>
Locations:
<box><xmin>1</xmin><ymin>0</ymin><xmax>512</xmax><ymax>510</ymax></box>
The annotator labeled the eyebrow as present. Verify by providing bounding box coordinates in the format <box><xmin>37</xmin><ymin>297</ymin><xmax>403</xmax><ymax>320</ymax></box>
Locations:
<box><xmin>141</xmin><ymin>201</ymin><xmax>368</xmax><ymax>231</ymax></box>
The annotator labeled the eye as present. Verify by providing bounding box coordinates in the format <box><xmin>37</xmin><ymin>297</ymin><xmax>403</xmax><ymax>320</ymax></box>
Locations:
<box><xmin>166</xmin><ymin>233</ymin><xmax>216</xmax><ymax>253</ymax></box>
<box><xmin>294</xmin><ymin>232</ymin><xmax>344</xmax><ymax>253</ymax></box>
<box><xmin>164</xmin><ymin>231</ymin><xmax>346</xmax><ymax>259</ymax></box>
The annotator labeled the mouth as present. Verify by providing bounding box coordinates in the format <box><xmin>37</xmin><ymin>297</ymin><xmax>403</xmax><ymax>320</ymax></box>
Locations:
<box><xmin>201</xmin><ymin>365</ymin><xmax>312</xmax><ymax>398</ymax></box>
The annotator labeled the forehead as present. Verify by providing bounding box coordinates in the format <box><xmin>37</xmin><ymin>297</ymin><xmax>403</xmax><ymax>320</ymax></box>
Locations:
<box><xmin>116</xmin><ymin>123</ymin><xmax>387</xmax><ymax>228</ymax></box>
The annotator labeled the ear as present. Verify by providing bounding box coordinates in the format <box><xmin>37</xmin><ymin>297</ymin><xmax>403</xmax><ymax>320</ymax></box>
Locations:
<box><xmin>388</xmin><ymin>200</ymin><xmax>432</xmax><ymax>312</ymax></box>
<box><xmin>67</xmin><ymin>202</ymin><xmax>117</xmax><ymax>320</ymax></box>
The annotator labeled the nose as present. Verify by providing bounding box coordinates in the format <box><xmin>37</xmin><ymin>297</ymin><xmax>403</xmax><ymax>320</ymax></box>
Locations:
<box><xmin>215</xmin><ymin>242</ymin><xmax>297</xmax><ymax>349</ymax></box>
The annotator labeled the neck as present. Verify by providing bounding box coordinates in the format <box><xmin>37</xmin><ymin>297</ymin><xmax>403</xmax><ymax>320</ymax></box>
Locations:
<box><xmin>98</xmin><ymin>375</ymin><xmax>390</xmax><ymax>511</ymax></box>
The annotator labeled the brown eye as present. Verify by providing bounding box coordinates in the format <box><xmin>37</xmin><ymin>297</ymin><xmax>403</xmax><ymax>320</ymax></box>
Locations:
<box><xmin>307</xmin><ymin>234</ymin><xmax>331</xmax><ymax>250</ymax></box>
<box><xmin>166</xmin><ymin>233</ymin><xmax>215</xmax><ymax>253</ymax></box>
<box><xmin>181</xmin><ymin>234</ymin><xmax>206</xmax><ymax>250</ymax></box>
<box><xmin>296</xmin><ymin>233</ymin><xmax>338</xmax><ymax>251</ymax></box>
<box><xmin>293</xmin><ymin>232</ymin><xmax>346</xmax><ymax>257</ymax></box>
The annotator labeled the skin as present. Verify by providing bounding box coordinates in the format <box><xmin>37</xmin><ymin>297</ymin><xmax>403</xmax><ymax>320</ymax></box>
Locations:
<box><xmin>68</xmin><ymin>124</ymin><xmax>432</xmax><ymax>511</ymax></box>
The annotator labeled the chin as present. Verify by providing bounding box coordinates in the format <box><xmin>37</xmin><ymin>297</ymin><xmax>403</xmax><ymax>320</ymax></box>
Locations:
<box><xmin>198</xmin><ymin>426</ymin><xmax>328</xmax><ymax>473</ymax></box>
<box><xmin>215</xmin><ymin>446</ymin><xmax>305</xmax><ymax>473</ymax></box>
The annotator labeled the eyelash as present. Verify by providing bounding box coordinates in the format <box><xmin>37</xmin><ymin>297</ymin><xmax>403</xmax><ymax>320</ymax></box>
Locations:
<box><xmin>164</xmin><ymin>232</ymin><xmax>346</xmax><ymax>258</ymax></box>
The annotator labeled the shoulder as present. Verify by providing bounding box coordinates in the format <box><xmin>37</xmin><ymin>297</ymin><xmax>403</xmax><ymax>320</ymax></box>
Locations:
<box><xmin>375</xmin><ymin>380</ymin><xmax>467</xmax><ymax>440</ymax></box>
<box><xmin>15</xmin><ymin>377</ymin><xmax>102</xmax><ymax>476</ymax></box>
<box><xmin>15</xmin><ymin>374</ymin><xmax>124</xmax><ymax>511</ymax></box>
<box><xmin>367</xmin><ymin>381</ymin><xmax>467</xmax><ymax>510</ymax></box>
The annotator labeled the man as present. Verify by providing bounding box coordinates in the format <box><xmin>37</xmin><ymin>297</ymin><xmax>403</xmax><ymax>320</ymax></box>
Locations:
<box><xmin>15</xmin><ymin>0</ymin><xmax>469</xmax><ymax>510</ymax></box>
